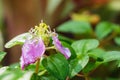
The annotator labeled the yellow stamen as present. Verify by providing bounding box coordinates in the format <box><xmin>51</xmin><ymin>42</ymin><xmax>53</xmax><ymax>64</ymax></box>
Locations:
<box><xmin>34</xmin><ymin>22</ymin><xmax>48</xmax><ymax>36</ymax></box>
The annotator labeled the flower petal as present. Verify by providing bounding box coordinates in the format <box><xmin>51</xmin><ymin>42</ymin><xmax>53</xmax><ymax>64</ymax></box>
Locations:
<box><xmin>52</xmin><ymin>33</ymin><xmax>71</xmax><ymax>59</ymax></box>
<box><xmin>20</xmin><ymin>38</ymin><xmax>45</xmax><ymax>70</ymax></box>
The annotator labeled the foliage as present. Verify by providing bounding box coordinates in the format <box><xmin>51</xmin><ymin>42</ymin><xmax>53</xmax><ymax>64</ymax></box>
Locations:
<box><xmin>1</xmin><ymin>20</ymin><xmax>120</xmax><ymax>80</ymax></box>
<box><xmin>57</xmin><ymin>20</ymin><xmax>92</xmax><ymax>35</ymax></box>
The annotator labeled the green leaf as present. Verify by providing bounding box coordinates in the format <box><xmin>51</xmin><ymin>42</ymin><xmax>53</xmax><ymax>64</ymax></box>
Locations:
<box><xmin>0</xmin><ymin>51</ymin><xmax>6</xmax><ymax>62</ymax></box>
<box><xmin>69</xmin><ymin>55</ymin><xmax>89</xmax><ymax>78</ymax></box>
<box><xmin>0</xmin><ymin>66</ymin><xmax>9</xmax><ymax>75</ymax></box>
<box><xmin>31</xmin><ymin>73</ymin><xmax>40</xmax><ymax>80</ymax></box>
<box><xmin>42</xmin><ymin>53</ymin><xmax>69</xmax><ymax>80</ymax></box>
<box><xmin>71</xmin><ymin>39</ymin><xmax>99</xmax><ymax>55</ymax></box>
<box><xmin>103</xmin><ymin>51</ymin><xmax>120</xmax><ymax>62</ymax></box>
<box><xmin>82</xmin><ymin>61</ymin><xmax>102</xmax><ymax>74</ymax></box>
<box><xmin>88</xmin><ymin>48</ymin><xmax>105</xmax><ymax>61</ymax></box>
<box><xmin>5</xmin><ymin>33</ymin><xmax>32</xmax><ymax>48</ymax></box>
<box><xmin>0</xmin><ymin>67</ymin><xmax>34</xmax><ymax>80</ymax></box>
<box><xmin>114</xmin><ymin>37</ymin><xmax>120</xmax><ymax>46</ymax></box>
<box><xmin>25</xmin><ymin>62</ymin><xmax>45</xmax><ymax>71</ymax></box>
<box><xmin>39</xmin><ymin>73</ymin><xmax>58</xmax><ymax>80</ymax></box>
<box><xmin>95</xmin><ymin>22</ymin><xmax>113</xmax><ymax>40</ymax></box>
<box><xmin>9</xmin><ymin>63</ymin><xmax>20</xmax><ymax>69</ymax></box>
<box><xmin>17</xmin><ymin>71</ymin><xmax>34</xmax><ymax>80</ymax></box>
<box><xmin>57</xmin><ymin>20</ymin><xmax>92</xmax><ymax>34</ymax></box>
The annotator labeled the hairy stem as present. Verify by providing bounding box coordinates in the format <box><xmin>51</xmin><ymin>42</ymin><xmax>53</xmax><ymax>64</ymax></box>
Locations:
<box><xmin>35</xmin><ymin>58</ymin><xmax>40</xmax><ymax>74</ymax></box>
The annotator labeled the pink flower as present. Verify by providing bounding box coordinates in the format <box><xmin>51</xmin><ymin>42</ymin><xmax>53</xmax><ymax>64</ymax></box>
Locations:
<box><xmin>5</xmin><ymin>22</ymin><xmax>71</xmax><ymax>70</ymax></box>
<box><xmin>20</xmin><ymin>38</ymin><xmax>45</xmax><ymax>70</ymax></box>
<box><xmin>52</xmin><ymin>33</ymin><xmax>71</xmax><ymax>59</ymax></box>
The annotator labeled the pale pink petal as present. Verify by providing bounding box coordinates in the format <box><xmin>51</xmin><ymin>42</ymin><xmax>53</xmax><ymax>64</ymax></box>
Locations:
<box><xmin>20</xmin><ymin>38</ymin><xmax>45</xmax><ymax>70</ymax></box>
<box><xmin>52</xmin><ymin>33</ymin><xmax>71</xmax><ymax>59</ymax></box>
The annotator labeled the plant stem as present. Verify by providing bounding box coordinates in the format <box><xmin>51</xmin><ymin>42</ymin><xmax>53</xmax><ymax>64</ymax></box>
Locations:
<box><xmin>46</xmin><ymin>46</ymin><xmax>55</xmax><ymax>50</ymax></box>
<box><xmin>35</xmin><ymin>58</ymin><xmax>40</xmax><ymax>74</ymax></box>
<box><xmin>77</xmin><ymin>74</ymin><xmax>89</xmax><ymax>80</ymax></box>
<box><xmin>76</xmin><ymin>74</ymin><xmax>85</xmax><ymax>78</ymax></box>
<box><xmin>66</xmin><ymin>76</ymin><xmax>69</xmax><ymax>80</ymax></box>
<box><xmin>85</xmin><ymin>76</ymin><xmax>89</xmax><ymax>80</ymax></box>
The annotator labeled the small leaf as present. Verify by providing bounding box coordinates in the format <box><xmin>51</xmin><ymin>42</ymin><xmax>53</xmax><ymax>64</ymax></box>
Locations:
<box><xmin>88</xmin><ymin>48</ymin><xmax>105</xmax><ymax>61</ymax></box>
<box><xmin>57</xmin><ymin>20</ymin><xmax>92</xmax><ymax>34</ymax></box>
<box><xmin>82</xmin><ymin>61</ymin><xmax>102</xmax><ymax>74</ymax></box>
<box><xmin>95</xmin><ymin>22</ymin><xmax>113</xmax><ymax>40</ymax></box>
<box><xmin>5</xmin><ymin>33</ymin><xmax>32</xmax><ymax>48</ymax></box>
<box><xmin>103</xmin><ymin>51</ymin><xmax>120</xmax><ymax>62</ymax></box>
<box><xmin>0</xmin><ymin>51</ymin><xmax>6</xmax><ymax>62</ymax></box>
<box><xmin>114</xmin><ymin>37</ymin><xmax>120</xmax><ymax>46</ymax></box>
<box><xmin>42</xmin><ymin>53</ymin><xmax>69</xmax><ymax>80</ymax></box>
<box><xmin>25</xmin><ymin>62</ymin><xmax>45</xmax><ymax>71</ymax></box>
<box><xmin>71</xmin><ymin>39</ymin><xmax>99</xmax><ymax>55</ymax></box>
<box><xmin>69</xmin><ymin>55</ymin><xmax>89</xmax><ymax>78</ymax></box>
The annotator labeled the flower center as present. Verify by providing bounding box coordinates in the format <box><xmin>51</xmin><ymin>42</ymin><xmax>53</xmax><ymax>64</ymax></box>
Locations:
<box><xmin>35</xmin><ymin>23</ymin><xmax>48</xmax><ymax>36</ymax></box>
<box><xmin>29</xmin><ymin>22</ymin><xmax>51</xmax><ymax>46</ymax></box>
